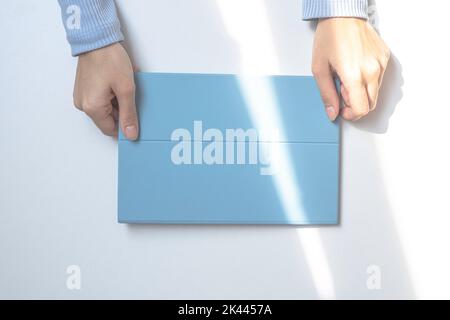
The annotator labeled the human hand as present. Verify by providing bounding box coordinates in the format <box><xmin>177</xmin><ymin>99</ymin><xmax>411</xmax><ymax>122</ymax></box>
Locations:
<box><xmin>73</xmin><ymin>43</ymin><xmax>138</xmax><ymax>140</ymax></box>
<box><xmin>312</xmin><ymin>18</ymin><xmax>390</xmax><ymax>121</ymax></box>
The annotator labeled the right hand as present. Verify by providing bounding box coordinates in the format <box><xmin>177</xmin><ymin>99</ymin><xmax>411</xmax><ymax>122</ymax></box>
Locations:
<box><xmin>312</xmin><ymin>18</ymin><xmax>390</xmax><ymax>121</ymax></box>
<box><xmin>73</xmin><ymin>43</ymin><xmax>138</xmax><ymax>140</ymax></box>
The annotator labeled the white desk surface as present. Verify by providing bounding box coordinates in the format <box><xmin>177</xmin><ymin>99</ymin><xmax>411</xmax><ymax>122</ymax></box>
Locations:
<box><xmin>1</xmin><ymin>0</ymin><xmax>449</xmax><ymax>299</ymax></box>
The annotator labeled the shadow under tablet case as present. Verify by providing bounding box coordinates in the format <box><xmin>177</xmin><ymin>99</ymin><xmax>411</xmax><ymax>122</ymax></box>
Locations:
<box><xmin>118</xmin><ymin>72</ymin><xmax>340</xmax><ymax>224</ymax></box>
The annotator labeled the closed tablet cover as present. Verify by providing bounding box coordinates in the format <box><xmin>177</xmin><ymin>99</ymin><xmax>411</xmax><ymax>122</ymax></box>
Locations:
<box><xmin>118</xmin><ymin>72</ymin><xmax>340</xmax><ymax>224</ymax></box>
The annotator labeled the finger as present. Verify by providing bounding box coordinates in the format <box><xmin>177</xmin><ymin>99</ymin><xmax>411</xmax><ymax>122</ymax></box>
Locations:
<box><xmin>340</xmin><ymin>106</ymin><xmax>356</xmax><ymax>120</ymax></box>
<box><xmin>366</xmin><ymin>80</ymin><xmax>379</xmax><ymax>111</ymax></box>
<box><xmin>339</xmin><ymin>79</ymin><xmax>370</xmax><ymax>121</ymax></box>
<box><xmin>367</xmin><ymin>57</ymin><xmax>390</xmax><ymax>111</ymax></box>
<box><xmin>111</xmin><ymin>97</ymin><xmax>119</xmax><ymax>122</ymax></box>
<box><xmin>339</xmin><ymin>85</ymin><xmax>355</xmax><ymax>119</ymax></box>
<box><xmin>312</xmin><ymin>64</ymin><xmax>340</xmax><ymax>121</ymax></box>
<box><xmin>83</xmin><ymin>102</ymin><xmax>118</xmax><ymax>137</ymax></box>
<box><xmin>73</xmin><ymin>95</ymin><xmax>82</xmax><ymax>111</ymax></box>
<box><xmin>113</xmin><ymin>81</ymin><xmax>139</xmax><ymax>140</ymax></box>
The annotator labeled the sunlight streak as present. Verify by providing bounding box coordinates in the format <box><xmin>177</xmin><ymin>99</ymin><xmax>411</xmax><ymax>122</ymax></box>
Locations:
<box><xmin>216</xmin><ymin>0</ymin><xmax>336</xmax><ymax>299</ymax></box>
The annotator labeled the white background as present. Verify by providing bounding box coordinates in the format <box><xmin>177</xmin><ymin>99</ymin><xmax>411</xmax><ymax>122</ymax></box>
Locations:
<box><xmin>1</xmin><ymin>0</ymin><xmax>449</xmax><ymax>299</ymax></box>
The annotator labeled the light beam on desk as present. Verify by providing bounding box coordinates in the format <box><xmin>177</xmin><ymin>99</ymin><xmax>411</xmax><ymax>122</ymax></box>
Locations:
<box><xmin>216</xmin><ymin>0</ymin><xmax>336</xmax><ymax>299</ymax></box>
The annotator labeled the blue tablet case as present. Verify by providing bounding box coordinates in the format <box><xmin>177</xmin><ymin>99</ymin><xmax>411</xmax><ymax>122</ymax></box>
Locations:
<box><xmin>118</xmin><ymin>72</ymin><xmax>340</xmax><ymax>224</ymax></box>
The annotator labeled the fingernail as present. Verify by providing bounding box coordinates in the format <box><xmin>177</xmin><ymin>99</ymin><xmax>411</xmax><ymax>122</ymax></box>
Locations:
<box><xmin>125</xmin><ymin>125</ymin><xmax>138</xmax><ymax>140</ymax></box>
<box><xmin>326</xmin><ymin>106</ymin><xmax>336</xmax><ymax>121</ymax></box>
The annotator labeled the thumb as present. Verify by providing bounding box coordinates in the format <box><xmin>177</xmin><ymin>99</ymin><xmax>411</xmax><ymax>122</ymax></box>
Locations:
<box><xmin>312</xmin><ymin>64</ymin><xmax>340</xmax><ymax>121</ymax></box>
<box><xmin>114</xmin><ymin>82</ymin><xmax>139</xmax><ymax>140</ymax></box>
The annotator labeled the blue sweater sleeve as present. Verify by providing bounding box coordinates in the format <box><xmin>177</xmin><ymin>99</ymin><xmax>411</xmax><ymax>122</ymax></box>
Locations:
<box><xmin>58</xmin><ymin>0</ymin><xmax>367</xmax><ymax>55</ymax></box>
<box><xmin>58</xmin><ymin>0</ymin><xmax>124</xmax><ymax>56</ymax></box>
<box><xmin>303</xmin><ymin>0</ymin><xmax>368</xmax><ymax>20</ymax></box>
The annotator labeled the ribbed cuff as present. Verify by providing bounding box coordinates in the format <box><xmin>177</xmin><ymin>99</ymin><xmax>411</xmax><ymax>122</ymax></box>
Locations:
<box><xmin>67</xmin><ymin>21</ymin><xmax>124</xmax><ymax>56</ymax></box>
<box><xmin>58</xmin><ymin>0</ymin><xmax>124</xmax><ymax>56</ymax></box>
<box><xmin>302</xmin><ymin>0</ymin><xmax>368</xmax><ymax>20</ymax></box>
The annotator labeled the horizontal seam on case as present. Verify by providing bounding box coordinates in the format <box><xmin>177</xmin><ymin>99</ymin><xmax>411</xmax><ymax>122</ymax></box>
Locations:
<box><xmin>118</xmin><ymin>139</ymin><xmax>339</xmax><ymax>144</ymax></box>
